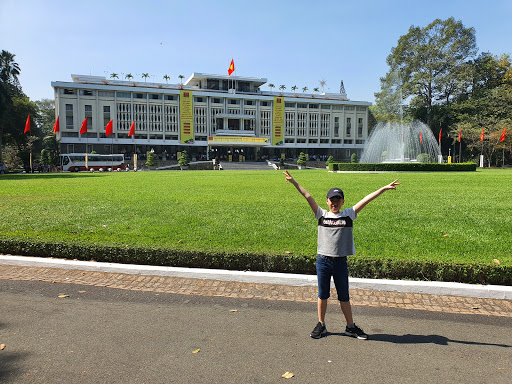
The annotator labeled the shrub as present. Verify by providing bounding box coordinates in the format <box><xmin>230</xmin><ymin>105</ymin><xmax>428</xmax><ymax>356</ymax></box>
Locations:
<box><xmin>329</xmin><ymin>163</ymin><xmax>477</xmax><ymax>172</ymax></box>
<box><xmin>297</xmin><ymin>152</ymin><xmax>307</xmax><ymax>167</ymax></box>
<box><xmin>146</xmin><ymin>151</ymin><xmax>158</xmax><ymax>167</ymax></box>
<box><xmin>351</xmin><ymin>153</ymin><xmax>357</xmax><ymax>163</ymax></box>
<box><xmin>178</xmin><ymin>150</ymin><xmax>191</xmax><ymax>167</ymax></box>
<box><xmin>326</xmin><ymin>155</ymin><xmax>334</xmax><ymax>166</ymax></box>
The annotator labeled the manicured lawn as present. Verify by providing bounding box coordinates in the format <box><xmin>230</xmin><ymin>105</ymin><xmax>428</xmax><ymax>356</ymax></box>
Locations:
<box><xmin>1</xmin><ymin>169</ymin><xmax>511</xmax><ymax>267</ymax></box>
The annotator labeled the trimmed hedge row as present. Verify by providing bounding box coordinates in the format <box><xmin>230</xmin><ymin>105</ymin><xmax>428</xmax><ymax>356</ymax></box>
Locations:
<box><xmin>1</xmin><ymin>239</ymin><xmax>510</xmax><ymax>285</ymax></box>
<box><xmin>329</xmin><ymin>163</ymin><xmax>477</xmax><ymax>172</ymax></box>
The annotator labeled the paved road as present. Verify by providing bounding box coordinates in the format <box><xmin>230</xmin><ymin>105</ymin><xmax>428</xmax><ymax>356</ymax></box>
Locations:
<box><xmin>1</xmin><ymin>274</ymin><xmax>511</xmax><ymax>383</ymax></box>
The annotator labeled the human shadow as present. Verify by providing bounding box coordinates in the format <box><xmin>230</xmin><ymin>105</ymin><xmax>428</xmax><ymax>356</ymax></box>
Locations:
<box><xmin>367</xmin><ymin>333</ymin><xmax>511</xmax><ymax>348</ymax></box>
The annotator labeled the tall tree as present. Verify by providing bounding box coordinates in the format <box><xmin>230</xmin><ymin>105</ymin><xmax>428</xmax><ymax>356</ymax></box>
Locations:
<box><xmin>381</xmin><ymin>18</ymin><xmax>477</xmax><ymax>125</ymax></box>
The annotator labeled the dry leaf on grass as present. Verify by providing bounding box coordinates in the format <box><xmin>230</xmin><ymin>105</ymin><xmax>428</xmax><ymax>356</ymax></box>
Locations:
<box><xmin>58</xmin><ymin>295</ymin><xmax>70</xmax><ymax>298</ymax></box>
<box><xmin>282</xmin><ymin>372</ymin><xmax>295</xmax><ymax>379</ymax></box>
<box><xmin>0</xmin><ymin>344</ymin><xmax>5</xmax><ymax>350</ymax></box>
<box><xmin>493</xmin><ymin>259</ymin><xmax>500</xmax><ymax>265</ymax></box>
<box><xmin>192</xmin><ymin>349</ymin><xmax>200</xmax><ymax>354</ymax></box>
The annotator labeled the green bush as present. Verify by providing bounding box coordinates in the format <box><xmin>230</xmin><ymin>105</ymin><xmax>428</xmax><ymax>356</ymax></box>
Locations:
<box><xmin>351</xmin><ymin>153</ymin><xmax>357</xmax><ymax>163</ymax></box>
<box><xmin>329</xmin><ymin>163</ymin><xmax>477</xmax><ymax>172</ymax></box>
<box><xmin>146</xmin><ymin>151</ymin><xmax>158</xmax><ymax>167</ymax></box>
<box><xmin>1</xmin><ymin>239</ymin><xmax>510</xmax><ymax>285</ymax></box>
<box><xmin>297</xmin><ymin>152</ymin><xmax>307</xmax><ymax>166</ymax></box>
<box><xmin>178</xmin><ymin>150</ymin><xmax>191</xmax><ymax>167</ymax></box>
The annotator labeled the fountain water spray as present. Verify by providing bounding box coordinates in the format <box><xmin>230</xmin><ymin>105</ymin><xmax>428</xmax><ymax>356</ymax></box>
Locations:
<box><xmin>360</xmin><ymin>121</ymin><xmax>441</xmax><ymax>163</ymax></box>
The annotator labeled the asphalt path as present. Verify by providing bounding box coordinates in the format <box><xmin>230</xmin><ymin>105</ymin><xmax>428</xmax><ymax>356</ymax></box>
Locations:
<box><xmin>1</xmin><ymin>279</ymin><xmax>511</xmax><ymax>383</ymax></box>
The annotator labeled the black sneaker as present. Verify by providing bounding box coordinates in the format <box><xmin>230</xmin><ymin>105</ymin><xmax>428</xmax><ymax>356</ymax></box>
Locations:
<box><xmin>344</xmin><ymin>324</ymin><xmax>368</xmax><ymax>340</ymax></box>
<box><xmin>310</xmin><ymin>322</ymin><xmax>327</xmax><ymax>339</ymax></box>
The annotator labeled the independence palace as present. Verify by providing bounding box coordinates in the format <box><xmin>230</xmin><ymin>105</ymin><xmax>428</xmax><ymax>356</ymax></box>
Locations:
<box><xmin>52</xmin><ymin>73</ymin><xmax>370</xmax><ymax>162</ymax></box>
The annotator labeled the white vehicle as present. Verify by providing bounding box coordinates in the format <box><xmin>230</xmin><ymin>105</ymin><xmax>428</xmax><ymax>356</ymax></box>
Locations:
<box><xmin>60</xmin><ymin>154</ymin><xmax>126</xmax><ymax>172</ymax></box>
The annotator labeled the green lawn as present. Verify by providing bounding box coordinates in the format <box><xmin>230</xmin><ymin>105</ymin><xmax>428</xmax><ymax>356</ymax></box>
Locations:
<box><xmin>0</xmin><ymin>169</ymin><xmax>511</xmax><ymax>267</ymax></box>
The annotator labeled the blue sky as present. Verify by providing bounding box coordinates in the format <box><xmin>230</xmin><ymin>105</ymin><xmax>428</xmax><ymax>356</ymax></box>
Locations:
<box><xmin>1</xmin><ymin>0</ymin><xmax>511</xmax><ymax>104</ymax></box>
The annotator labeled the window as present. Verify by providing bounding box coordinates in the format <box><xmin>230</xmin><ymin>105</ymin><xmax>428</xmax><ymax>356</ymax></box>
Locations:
<box><xmin>117</xmin><ymin>92</ymin><xmax>131</xmax><ymax>98</ymax></box>
<box><xmin>63</xmin><ymin>89</ymin><xmax>75</xmax><ymax>95</ymax></box>
<box><xmin>212</xmin><ymin>98</ymin><xmax>222</xmax><ymax>104</ymax></box>
<box><xmin>134</xmin><ymin>93</ymin><xmax>146</xmax><ymax>99</ymax></box>
<box><xmin>99</xmin><ymin>91</ymin><xmax>115</xmax><ymax>97</ymax></box>
<box><xmin>244</xmin><ymin>100</ymin><xmax>254</xmax><ymax>106</ymax></box>
<box><xmin>346</xmin><ymin>117</ymin><xmax>351</xmax><ymax>136</ymax></box>
<box><xmin>334</xmin><ymin>117</ymin><xmax>339</xmax><ymax>137</ymax></box>
<box><xmin>358</xmin><ymin>118</ymin><xmax>363</xmax><ymax>136</ymax></box>
<box><xmin>285</xmin><ymin>103</ymin><xmax>296</xmax><ymax>108</ymax></box>
<box><xmin>228</xmin><ymin>99</ymin><xmax>240</xmax><ymax>105</ymax></box>
<box><xmin>85</xmin><ymin>105</ymin><xmax>93</xmax><ymax>130</ymax></box>
<box><xmin>164</xmin><ymin>95</ymin><xmax>176</xmax><ymax>101</ymax></box>
<box><xmin>80</xmin><ymin>90</ymin><xmax>94</xmax><ymax>96</ymax></box>
<box><xmin>309</xmin><ymin>104</ymin><xmax>319</xmax><ymax>109</ymax></box>
<box><xmin>321</xmin><ymin>104</ymin><xmax>331</xmax><ymax>110</ymax></box>
<box><xmin>260</xmin><ymin>101</ymin><xmax>270</xmax><ymax>107</ymax></box>
<box><xmin>103</xmin><ymin>106</ymin><xmax>111</xmax><ymax>130</ymax></box>
<box><xmin>150</xmin><ymin>94</ymin><xmax>162</xmax><ymax>100</ymax></box>
<box><xmin>297</xmin><ymin>103</ymin><xmax>307</xmax><ymax>109</ymax></box>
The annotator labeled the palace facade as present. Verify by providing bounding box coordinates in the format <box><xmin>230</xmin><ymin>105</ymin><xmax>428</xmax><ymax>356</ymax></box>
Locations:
<box><xmin>51</xmin><ymin>73</ymin><xmax>370</xmax><ymax>162</ymax></box>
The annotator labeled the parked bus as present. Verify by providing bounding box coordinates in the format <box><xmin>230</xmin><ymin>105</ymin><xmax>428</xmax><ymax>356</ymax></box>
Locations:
<box><xmin>60</xmin><ymin>154</ymin><xmax>126</xmax><ymax>172</ymax></box>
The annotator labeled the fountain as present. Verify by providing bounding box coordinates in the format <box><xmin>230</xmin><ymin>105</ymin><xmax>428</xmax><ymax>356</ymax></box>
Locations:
<box><xmin>360</xmin><ymin>121</ymin><xmax>441</xmax><ymax>163</ymax></box>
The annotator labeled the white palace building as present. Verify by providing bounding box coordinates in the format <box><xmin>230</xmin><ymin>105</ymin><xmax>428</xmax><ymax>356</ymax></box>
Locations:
<box><xmin>51</xmin><ymin>73</ymin><xmax>370</xmax><ymax>162</ymax></box>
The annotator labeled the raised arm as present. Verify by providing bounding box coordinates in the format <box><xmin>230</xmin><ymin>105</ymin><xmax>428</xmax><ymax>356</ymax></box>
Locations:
<box><xmin>353</xmin><ymin>179</ymin><xmax>401</xmax><ymax>214</ymax></box>
<box><xmin>283</xmin><ymin>170</ymin><xmax>319</xmax><ymax>215</ymax></box>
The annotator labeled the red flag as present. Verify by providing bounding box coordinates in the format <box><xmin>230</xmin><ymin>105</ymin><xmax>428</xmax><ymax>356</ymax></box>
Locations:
<box><xmin>128</xmin><ymin>121</ymin><xmax>135</xmax><ymax>137</ymax></box>
<box><xmin>53</xmin><ymin>116</ymin><xmax>60</xmax><ymax>134</ymax></box>
<box><xmin>438</xmin><ymin>129</ymin><xmax>442</xmax><ymax>143</ymax></box>
<box><xmin>419</xmin><ymin>131</ymin><xmax>423</xmax><ymax>144</ymax></box>
<box><xmin>500</xmin><ymin>127</ymin><xmax>506</xmax><ymax>142</ymax></box>
<box><xmin>228</xmin><ymin>59</ymin><xmax>235</xmax><ymax>76</ymax></box>
<box><xmin>480</xmin><ymin>128</ymin><xmax>485</xmax><ymax>142</ymax></box>
<box><xmin>105</xmin><ymin>120</ymin><xmax>113</xmax><ymax>136</ymax></box>
<box><xmin>458</xmin><ymin>129</ymin><xmax>462</xmax><ymax>142</ymax></box>
<box><xmin>80</xmin><ymin>117</ymin><xmax>88</xmax><ymax>134</ymax></box>
<box><xmin>24</xmin><ymin>114</ymin><xmax>31</xmax><ymax>133</ymax></box>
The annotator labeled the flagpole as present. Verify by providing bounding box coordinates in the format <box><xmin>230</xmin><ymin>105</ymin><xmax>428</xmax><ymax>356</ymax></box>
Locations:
<box><xmin>459</xmin><ymin>140</ymin><xmax>462</xmax><ymax>163</ymax></box>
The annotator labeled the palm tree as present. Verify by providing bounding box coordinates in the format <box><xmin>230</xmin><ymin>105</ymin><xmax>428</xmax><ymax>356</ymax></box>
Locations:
<box><xmin>291</xmin><ymin>85</ymin><xmax>298</xmax><ymax>95</ymax></box>
<box><xmin>142</xmin><ymin>73</ymin><xmax>150</xmax><ymax>82</ymax></box>
<box><xmin>279</xmin><ymin>85</ymin><xmax>286</xmax><ymax>94</ymax></box>
<box><xmin>163</xmin><ymin>74</ymin><xmax>170</xmax><ymax>84</ymax></box>
<box><xmin>125</xmin><ymin>73</ymin><xmax>134</xmax><ymax>81</ymax></box>
<box><xmin>0</xmin><ymin>50</ymin><xmax>21</xmax><ymax>86</ymax></box>
<box><xmin>178</xmin><ymin>74</ymin><xmax>185</xmax><ymax>84</ymax></box>
<box><xmin>110</xmin><ymin>73</ymin><xmax>119</xmax><ymax>80</ymax></box>
<box><xmin>302</xmin><ymin>86</ymin><xmax>308</xmax><ymax>93</ymax></box>
<box><xmin>268</xmin><ymin>83</ymin><xmax>275</xmax><ymax>92</ymax></box>
<box><xmin>313</xmin><ymin>87</ymin><xmax>319</xmax><ymax>93</ymax></box>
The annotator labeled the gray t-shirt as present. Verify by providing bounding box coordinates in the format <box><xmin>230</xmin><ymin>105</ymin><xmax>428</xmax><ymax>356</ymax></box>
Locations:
<box><xmin>315</xmin><ymin>206</ymin><xmax>357</xmax><ymax>257</ymax></box>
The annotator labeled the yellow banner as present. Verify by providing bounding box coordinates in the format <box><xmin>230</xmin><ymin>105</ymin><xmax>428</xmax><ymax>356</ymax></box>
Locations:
<box><xmin>208</xmin><ymin>136</ymin><xmax>270</xmax><ymax>144</ymax></box>
<box><xmin>180</xmin><ymin>90</ymin><xmax>194</xmax><ymax>144</ymax></box>
<box><xmin>272</xmin><ymin>97</ymin><xmax>284</xmax><ymax>146</ymax></box>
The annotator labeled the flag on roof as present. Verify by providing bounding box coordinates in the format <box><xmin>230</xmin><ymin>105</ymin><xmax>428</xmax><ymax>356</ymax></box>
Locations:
<box><xmin>228</xmin><ymin>59</ymin><xmax>235</xmax><ymax>76</ymax></box>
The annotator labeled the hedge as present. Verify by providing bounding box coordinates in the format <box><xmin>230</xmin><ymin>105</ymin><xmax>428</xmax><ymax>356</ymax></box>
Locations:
<box><xmin>329</xmin><ymin>163</ymin><xmax>477</xmax><ymax>172</ymax></box>
<box><xmin>1</xmin><ymin>239</ymin><xmax>510</xmax><ymax>286</ymax></box>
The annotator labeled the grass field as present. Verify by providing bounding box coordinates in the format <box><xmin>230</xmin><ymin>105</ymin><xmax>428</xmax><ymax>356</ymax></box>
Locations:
<box><xmin>0</xmin><ymin>169</ymin><xmax>511</xmax><ymax>267</ymax></box>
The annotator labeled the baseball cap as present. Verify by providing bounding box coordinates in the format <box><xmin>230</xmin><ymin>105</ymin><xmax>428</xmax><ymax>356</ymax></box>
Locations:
<box><xmin>326</xmin><ymin>188</ymin><xmax>344</xmax><ymax>199</ymax></box>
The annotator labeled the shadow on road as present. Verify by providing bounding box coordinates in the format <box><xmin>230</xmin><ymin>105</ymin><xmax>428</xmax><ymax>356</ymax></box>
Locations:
<box><xmin>368</xmin><ymin>333</ymin><xmax>511</xmax><ymax>348</ymax></box>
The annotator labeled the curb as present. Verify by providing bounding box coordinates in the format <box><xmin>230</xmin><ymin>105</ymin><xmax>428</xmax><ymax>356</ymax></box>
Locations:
<box><xmin>1</xmin><ymin>254</ymin><xmax>511</xmax><ymax>300</ymax></box>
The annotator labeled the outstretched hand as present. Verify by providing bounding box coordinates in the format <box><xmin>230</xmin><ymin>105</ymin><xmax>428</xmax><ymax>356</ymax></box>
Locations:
<box><xmin>383</xmin><ymin>179</ymin><xmax>401</xmax><ymax>191</ymax></box>
<box><xmin>283</xmin><ymin>170</ymin><xmax>294</xmax><ymax>183</ymax></box>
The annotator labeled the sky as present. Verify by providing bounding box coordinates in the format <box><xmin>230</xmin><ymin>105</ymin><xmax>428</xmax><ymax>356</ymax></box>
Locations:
<box><xmin>1</xmin><ymin>0</ymin><xmax>511</xmax><ymax>104</ymax></box>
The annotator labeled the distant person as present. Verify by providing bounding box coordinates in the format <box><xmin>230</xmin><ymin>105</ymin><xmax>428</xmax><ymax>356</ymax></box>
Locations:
<box><xmin>283</xmin><ymin>170</ymin><xmax>400</xmax><ymax>340</ymax></box>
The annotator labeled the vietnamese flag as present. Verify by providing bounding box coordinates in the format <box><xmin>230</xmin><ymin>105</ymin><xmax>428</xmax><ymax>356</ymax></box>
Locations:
<box><xmin>128</xmin><ymin>121</ymin><xmax>135</xmax><ymax>137</ymax></box>
<box><xmin>228</xmin><ymin>58</ymin><xmax>235</xmax><ymax>76</ymax></box>
<box><xmin>458</xmin><ymin>129</ymin><xmax>462</xmax><ymax>142</ymax></box>
<box><xmin>80</xmin><ymin>117</ymin><xmax>88</xmax><ymax>134</ymax></box>
<box><xmin>500</xmin><ymin>127</ymin><xmax>506</xmax><ymax>142</ymax></box>
<box><xmin>24</xmin><ymin>114</ymin><xmax>31</xmax><ymax>133</ymax></box>
<box><xmin>480</xmin><ymin>128</ymin><xmax>485</xmax><ymax>142</ymax></box>
<box><xmin>105</xmin><ymin>120</ymin><xmax>113</xmax><ymax>136</ymax></box>
<box><xmin>419</xmin><ymin>131</ymin><xmax>423</xmax><ymax>144</ymax></box>
<box><xmin>438</xmin><ymin>129</ymin><xmax>442</xmax><ymax>143</ymax></box>
<box><xmin>53</xmin><ymin>116</ymin><xmax>60</xmax><ymax>134</ymax></box>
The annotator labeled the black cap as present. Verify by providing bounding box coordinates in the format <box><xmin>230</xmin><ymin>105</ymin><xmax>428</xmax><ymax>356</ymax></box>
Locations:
<box><xmin>326</xmin><ymin>188</ymin><xmax>344</xmax><ymax>199</ymax></box>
